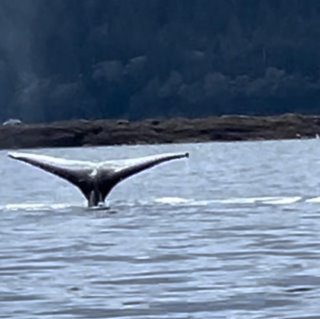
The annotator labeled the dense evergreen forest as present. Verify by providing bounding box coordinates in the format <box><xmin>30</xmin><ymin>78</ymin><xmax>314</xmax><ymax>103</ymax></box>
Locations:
<box><xmin>1</xmin><ymin>0</ymin><xmax>320</xmax><ymax>123</ymax></box>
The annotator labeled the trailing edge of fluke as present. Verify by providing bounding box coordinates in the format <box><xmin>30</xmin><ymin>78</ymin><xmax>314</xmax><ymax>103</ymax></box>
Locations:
<box><xmin>8</xmin><ymin>151</ymin><xmax>189</xmax><ymax>207</ymax></box>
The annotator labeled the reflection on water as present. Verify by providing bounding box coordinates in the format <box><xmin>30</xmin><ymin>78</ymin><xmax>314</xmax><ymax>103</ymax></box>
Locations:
<box><xmin>1</xmin><ymin>140</ymin><xmax>320</xmax><ymax>318</ymax></box>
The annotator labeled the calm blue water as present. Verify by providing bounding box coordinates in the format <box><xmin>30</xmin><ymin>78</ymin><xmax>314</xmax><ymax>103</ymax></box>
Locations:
<box><xmin>1</xmin><ymin>139</ymin><xmax>320</xmax><ymax>318</ymax></box>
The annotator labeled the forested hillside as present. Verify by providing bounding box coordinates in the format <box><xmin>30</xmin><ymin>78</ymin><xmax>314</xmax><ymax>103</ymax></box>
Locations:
<box><xmin>1</xmin><ymin>0</ymin><xmax>320</xmax><ymax>122</ymax></box>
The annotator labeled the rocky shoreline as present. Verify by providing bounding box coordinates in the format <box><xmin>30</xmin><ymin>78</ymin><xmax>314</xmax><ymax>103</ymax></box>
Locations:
<box><xmin>1</xmin><ymin>114</ymin><xmax>320</xmax><ymax>150</ymax></box>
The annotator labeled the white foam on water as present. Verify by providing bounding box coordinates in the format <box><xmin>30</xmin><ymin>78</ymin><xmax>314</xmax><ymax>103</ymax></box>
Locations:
<box><xmin>154</xmin><ymin>197</ymin><xmax>191</xmax><ymax>205</ymax></box>
<box><xmin>154</xmin><ymin>195</ymin><xmax>304</xmax><ymax>207</ymax></box>
<box><xmin>261</xmin><ymin>196</ymin><xmax>302</xmax><ymax>205</ymax></box>
<box><xmin>306</xmin><ymin>197</ymin><xmax>320</xmax><ymax>203</ymax></box>
<box><xmin>214</xmin><ymin>196</ymin><xmax>303</xmax><ymax>205</ymax></box>
<box><xmin>154</xmin><ymin>197</ymin><xmax>220</xmax><ymax>207</ymax></box>
<box><xmin>0</xmin><ymin>195</ymin><xmax>307</xmax><ymax>213</ymax></box>
<box><xmin>217</xmin><ymin>197</ymin><xmax>270</xmax><ymax>204</ymax></box>
<box><xmin>1</xmin><ymin>202</ymin><xmax>79</xmax><ymax>212</ymax></box>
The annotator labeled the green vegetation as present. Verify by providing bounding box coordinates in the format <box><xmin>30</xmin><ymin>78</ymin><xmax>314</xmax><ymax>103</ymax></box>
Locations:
<box><xmin>1</xmin><ymin>0</ymin><xmax>320</xmax><ymax>122</ymax></box>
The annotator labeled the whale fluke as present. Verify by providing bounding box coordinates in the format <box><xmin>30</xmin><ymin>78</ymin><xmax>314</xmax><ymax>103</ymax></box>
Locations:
<box><xmin>8</xmin><ymin>151</ymin><xmax>189</xmax><ymax>207</ymax></box>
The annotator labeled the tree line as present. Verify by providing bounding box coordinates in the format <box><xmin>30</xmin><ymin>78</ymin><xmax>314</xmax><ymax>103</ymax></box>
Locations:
<box><xmin>1</xmin><ymin>0</ymin><xmax>320</xmax><ymax>123</ymax></box>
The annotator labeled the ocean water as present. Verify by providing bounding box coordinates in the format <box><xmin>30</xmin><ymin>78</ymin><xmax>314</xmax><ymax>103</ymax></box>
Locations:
<box><xmin>1</xmin><ymin>139</ymin><xmax>320</xmax><ymax>318</ymax></box>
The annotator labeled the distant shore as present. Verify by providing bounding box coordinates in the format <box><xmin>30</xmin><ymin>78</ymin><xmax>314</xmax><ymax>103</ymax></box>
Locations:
<box><xmin>1</xmin><ymin>114</ymin><xmax>320</xmax><ymax>150</ymax></box>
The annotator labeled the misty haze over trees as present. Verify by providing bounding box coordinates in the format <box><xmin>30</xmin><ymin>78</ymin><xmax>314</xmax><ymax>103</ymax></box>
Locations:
<box><xmin>1</xmin><ymin>0</ymin><xmax>320</xmax><ymax>123</ymax></box>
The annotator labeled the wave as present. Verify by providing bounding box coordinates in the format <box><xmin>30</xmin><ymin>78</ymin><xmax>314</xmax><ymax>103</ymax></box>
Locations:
<box><xmin>154</xmin><ymin>195</ymin><xmax>303</xmax><ymax>206</ymax></box>
<box><xmin>0</xmin><ymin>202</ymin><xmax>82</xmax><ymax>212</ymax></box>
<box><xmin>1</xmin><ymin>195</ymin><xmax>320</xmax><ymax>212</ymax></box>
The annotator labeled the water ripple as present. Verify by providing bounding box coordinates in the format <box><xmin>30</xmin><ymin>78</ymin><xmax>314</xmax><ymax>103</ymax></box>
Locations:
<box><xmin>2</xmin><ymin>140</ymin><xmax>320</xmax><ymax>318</ymax></box>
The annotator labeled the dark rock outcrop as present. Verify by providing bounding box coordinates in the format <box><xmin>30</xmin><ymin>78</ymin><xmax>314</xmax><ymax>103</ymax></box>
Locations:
<box><xmin>1</xmin><ymin>114</ymin><xmax>320</xmax><ymax>150</ymax></box>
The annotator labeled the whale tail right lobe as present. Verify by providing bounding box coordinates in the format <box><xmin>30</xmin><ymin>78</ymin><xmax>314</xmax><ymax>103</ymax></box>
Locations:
<box><xmin>110</xmin><ymin>152</ymin><xmax>189</xmax><ymax>182</ymax></box>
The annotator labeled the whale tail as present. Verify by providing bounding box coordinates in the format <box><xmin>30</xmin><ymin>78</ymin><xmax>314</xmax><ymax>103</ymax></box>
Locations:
<box><xmin>8</xmin><ymin>151</ymin><xmax>189</xmax><ymax>207</ymax></box>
